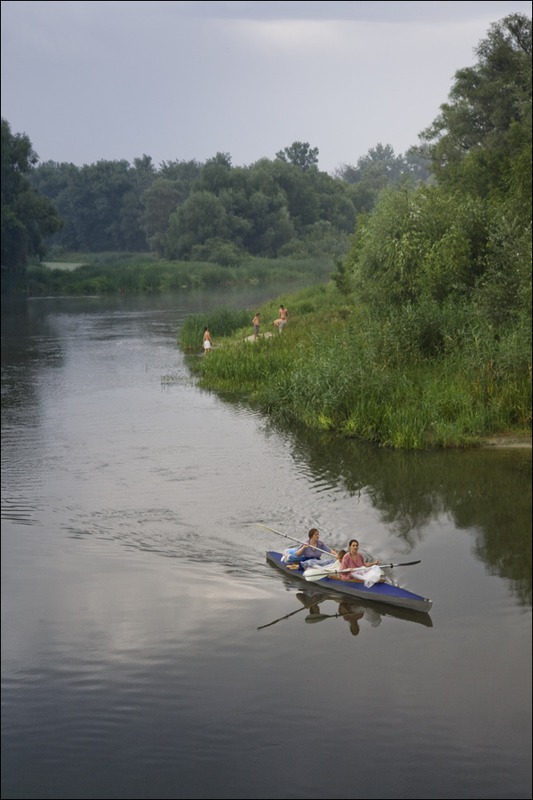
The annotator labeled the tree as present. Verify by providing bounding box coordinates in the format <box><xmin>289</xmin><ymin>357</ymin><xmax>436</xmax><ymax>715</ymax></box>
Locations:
<box><xmin>159</xmin><ymin>158</ymin><xmax>202</xmax><ymax>184</ymax></box>
<box><xmin>336</xmin><ymin>143</ymin><xmax>431</xmax><ymax>214</ymax></box>
<box><xmin>276</xmin><ymin>141</ymin><xmax>319</xmax><ymax>171</ymax></box>
<box><xmin>140</xmin><ymin>178</ymin><xmax>186</xmax><ymax>254</ymax></box>
<box><xmin>165</xmin><ymin>191</ymin><xmax>228</xmax><ymax>259</ymax></box>
<box><xmin>197</xmin><ymin>152</ymin><xmax>233</xmax><ymax>193</ymax></box>
<box><xmin>421</xmin><ymin>13</ymin><xmax>532</xmax><ymax>187</ymax></box>
<box><xmin>1</xmin><ymin>119</ymin><xmax>62</xmax><ymax>286</ymax></box>
<box><xmin>119</xmin><ymin>155</ymin><xmax>156</xmax><ymax>251</ymax></box>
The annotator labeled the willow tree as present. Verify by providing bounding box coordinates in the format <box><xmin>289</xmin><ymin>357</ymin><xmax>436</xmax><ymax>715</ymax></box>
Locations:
<box><xmin>1</xmin><ymin>119</ymin><xmax>63</xmax><ymax>289</ymax></box>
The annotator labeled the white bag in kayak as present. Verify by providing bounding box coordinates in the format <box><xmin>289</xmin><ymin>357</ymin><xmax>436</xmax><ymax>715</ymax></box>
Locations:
<box><xmin>351</xmin><ymin>565</ymin><xmax>383</xmax><ymax>587</ymax></box>
<box><xmin>302</xmin><ymin>557</ymin><xmax>335</xmax><ymax>571</ymax></box>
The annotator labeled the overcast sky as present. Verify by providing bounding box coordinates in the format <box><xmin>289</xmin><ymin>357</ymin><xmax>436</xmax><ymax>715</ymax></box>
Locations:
<box><xmin>1</xmin><ymin>1</ymin><xmax>531</xmax><ymax>174</ymax></box>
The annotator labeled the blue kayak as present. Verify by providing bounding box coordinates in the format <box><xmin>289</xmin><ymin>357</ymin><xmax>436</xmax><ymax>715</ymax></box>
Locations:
<box><xmin>266</xmin><ymin>551</ymin><xmax>433</xmax><ymax>614</ymax></box>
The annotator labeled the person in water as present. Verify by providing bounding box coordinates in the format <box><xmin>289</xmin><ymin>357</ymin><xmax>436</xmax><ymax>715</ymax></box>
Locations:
<box><xmin>202</xmin><ymin>326</ymin><xmax>213</xmax><ymax>354</ymax></box>
<box><xmin>340</xmin><ymin>539</ymin><xmax>381</xmax><ymax>582</ymax></box>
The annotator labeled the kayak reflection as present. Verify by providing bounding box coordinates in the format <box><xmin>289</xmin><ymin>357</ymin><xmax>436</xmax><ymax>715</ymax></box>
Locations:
<box><xmin>258</xmin><ymin>589</ymin><xmax>433</xmax><ymax>633</ymax></box>
<box><xmin>306</xmin><ymin>597</ymin><xmax>380</xmax><ymax>636</ymax></box>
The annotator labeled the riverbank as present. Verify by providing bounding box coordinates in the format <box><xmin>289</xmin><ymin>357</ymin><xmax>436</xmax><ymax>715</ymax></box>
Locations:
<box><xmin>180</xmin><ymin>283</ymin><xmax>531</xmax><ymax>451</ymax></box>
<box><xmin>481</xmin><ymin>434</ymin><xmax>532</xmax><ymax>448</ymax></box>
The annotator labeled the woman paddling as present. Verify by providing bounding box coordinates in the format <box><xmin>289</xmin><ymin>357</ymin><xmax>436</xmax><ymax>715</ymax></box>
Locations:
<box><xmin>293</xmin><ymin>528</ymin><xmax>337</xmax><ymax>568</ymax></box>
<box><xmin>340</xmin><ymin>539</ymin><xmax>381</xmax><ymax>583</ymax></box>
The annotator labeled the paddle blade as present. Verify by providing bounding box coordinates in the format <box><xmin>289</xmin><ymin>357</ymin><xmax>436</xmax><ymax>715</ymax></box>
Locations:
<box><xmin>303</xmin><ymin>571</ymin><xmax>328</xmax><ymax>582</ymax></box>
<box><xmin>303</xmin><ymin>569</ymin><xmax>344</xmax><ymax>582</ymax></box>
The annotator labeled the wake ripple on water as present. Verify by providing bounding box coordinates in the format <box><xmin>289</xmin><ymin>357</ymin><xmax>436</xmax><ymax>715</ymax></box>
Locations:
<box><xmin>0</xmin><ymin>496</ymin><xmax>41</xmax><ymax>526</ymax></box>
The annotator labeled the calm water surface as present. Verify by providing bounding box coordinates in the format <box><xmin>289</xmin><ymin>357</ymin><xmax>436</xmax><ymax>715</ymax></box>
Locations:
<box><xmin>1</xmin><ymin>292</ymin><xmax>531</xmax><ymax>800</ymax></box>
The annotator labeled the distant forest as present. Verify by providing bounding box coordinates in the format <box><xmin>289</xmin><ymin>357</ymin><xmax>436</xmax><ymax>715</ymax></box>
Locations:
<box><xmin>1</xmin><ymin>13</ymin><xmax>530</xmax><ymax>298</ymax></box>
<box><xmin>29</xmin><ymin>140</ymin><xmax>430</xmax><ymax>261</ymax></box>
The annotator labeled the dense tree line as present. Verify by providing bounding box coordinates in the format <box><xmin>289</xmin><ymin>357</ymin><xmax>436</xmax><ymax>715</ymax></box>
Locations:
<box><xmin>2</xmin><ymin>125</ymin><xmax>428</xmax><ymax>289</ymax></box>
<box><xmin>333</xmin><ymin>13</ymin><xmax>531</xmax><ymax>343</ymax></box>
<box><xmin>27</xmin><ymin>141</ymin><xmax>425</xmax><ymax>264</ymax></box>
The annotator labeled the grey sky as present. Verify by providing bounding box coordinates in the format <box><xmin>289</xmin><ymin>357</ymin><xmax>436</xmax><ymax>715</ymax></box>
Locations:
<box><xmin>1</xmin><ymin>1</ymin><xmax>531</xmax><ymax>174</ymax></box>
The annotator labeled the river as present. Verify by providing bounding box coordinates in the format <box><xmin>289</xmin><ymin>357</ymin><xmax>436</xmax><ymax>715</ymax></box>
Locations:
<box><xmin>1</xmin><ymin>290</ymin><xmax>531</xmax><ymax>800</ymax></box>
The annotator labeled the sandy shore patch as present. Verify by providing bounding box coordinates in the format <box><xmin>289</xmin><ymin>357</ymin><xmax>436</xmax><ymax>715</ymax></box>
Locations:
<box><xmin>480</xmin><ymin>434</ymin><xmax>531</xmax><ymax>448</ymax></box>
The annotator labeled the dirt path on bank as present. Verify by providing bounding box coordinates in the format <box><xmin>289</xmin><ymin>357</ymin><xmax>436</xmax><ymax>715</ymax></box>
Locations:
<box><xmin>481</xmin><ymin>434</ymin><xmax>531</xmax><ymax>448</ymax></box>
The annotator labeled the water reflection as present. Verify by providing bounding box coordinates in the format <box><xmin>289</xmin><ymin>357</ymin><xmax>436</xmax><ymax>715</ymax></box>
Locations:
<box><xmin>2</xmin><ymin>292</ymin><xmax>530</xmax><ymax>800</ymax></box>
<box><xmin>258</xmin><ymin>587</ymin><xmax>433</xmax><ymax>634</ymax></box>
<box><xmin>0</xmin><ymin>298</ymin><xmax>66</xmax><ymax>419</ymax></box>
<box><xmin>251</xmin><ymin>415</ymin><xmax>532</xmax><ymax>606</ymax></box>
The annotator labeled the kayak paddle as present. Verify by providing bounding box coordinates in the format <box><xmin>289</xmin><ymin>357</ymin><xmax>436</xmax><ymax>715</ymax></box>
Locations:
<box><xmin>303</xmin><ymin>560</ymin><xmax>421</xmax><ymax>582</ymax></box>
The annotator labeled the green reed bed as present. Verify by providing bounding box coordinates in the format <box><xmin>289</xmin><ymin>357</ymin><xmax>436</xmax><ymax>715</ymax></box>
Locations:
<box><xmin>199</xmin><ymin>338</ymin><xmax>297</xmax><ymax>395</ymax></box>
<box><xmin>179</xmin><ymin>307</ymin><xmax>253</xmax><ymax>352</ymax></box>
<box><xmin>269</xmin><ymin>331</ymin><xmax>529</xmax><ymax>448</ymax></box>
<box><xmin>179</xmin><ymin>285</ymin><xmax>531</xmax><ymax>449</ymax></box>
<box><xmin>24</xmin><ymin>254</ymin><xmax>334</xmax><ymax>296</ymax></box>
<box><xmin>26</xmin><ymin>260</ymin><xmax>240</xmax><ymax>295</ymax></box>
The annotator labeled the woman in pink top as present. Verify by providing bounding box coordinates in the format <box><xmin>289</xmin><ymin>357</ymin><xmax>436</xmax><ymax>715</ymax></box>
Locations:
<box><xmin>340</xmin><ymin>539</ymin><xmax>381</xmax><ymax>581</ymax></box>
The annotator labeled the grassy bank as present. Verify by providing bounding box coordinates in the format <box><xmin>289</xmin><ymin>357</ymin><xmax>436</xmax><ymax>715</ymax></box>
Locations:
<box><xmin>180</xmin><ymin>283</ymin><xmax>531</xmax><ymax>450</ymax></box>
<box><xmin>22</xmin><ymin>254</ymin><xmax>333</xmax><ymax>295</ymax></box>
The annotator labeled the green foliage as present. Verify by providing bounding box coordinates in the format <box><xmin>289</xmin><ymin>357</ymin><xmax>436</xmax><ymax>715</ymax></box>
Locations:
<box><xmin>1</xmin><ymin>118</ymin><xmax>63</xmax><ymax>287</ymax></box>
<box><xmin>22</xmin><ymin>139</ymin><xmax>357</xmax><ymax>267</ymax></box>
<box><xmin>166</xmin><ymin>191</ymin><xmax>228</xmax><ymax>258</ymax></box>
<box><xmin>331</xmin><ymin>257</ymin><xmax>353</xmax><ymax>296</ymax></box>
<box><xmin>22</xmin><ymin>254</ymin><xmax>334</xmax><ymax>296</ymax></box>
<box><xmin>422</xmin><ymin>13</ymin><xmax>532</xmax><ymax>191</ymax></box>
<box><xmin>7</xmin><ymin>15</ymin><xmax>529</xmax><ymax>281</ymax></box>
<box><xmin>177</xmin><ymin>15</ymin><xmax>533</xmax><ymax>449</ymax></box>
<box><xmin>343</xmin><ymin>175</ymin><xmax>529</xmax><ymax>338</ymax></box>
<box><xmin>190</xmin><ymin>238</ymin><xmax>245</xmax><ymax>267</ymax></box>
<box><xmin>140</xmin><ymin>178</ymin><xmax>188</xmax><ymax>254</ymax></box>
<box><xmin>5</xmin><ymin>14</ymin><xmax>532</xmax><ymax>448</ymax></box>
<box><xmin>275</xmin><ymin>141</ymin><xmax>319</xmax><ymax>171</ymax></box>
<box><xmin>183</xmin><ymin>282</ymin><xmax>530</xmax><ymax>449</ymax></box>
<box><xmin>180</xmin><ymin>308</ymin><xmax>252</xmax><ymax>351</ymax></box>
<box><xmin>336</xmin><ymin>143</ymin><xmax>432</xmax><ymax>214</ymax></box>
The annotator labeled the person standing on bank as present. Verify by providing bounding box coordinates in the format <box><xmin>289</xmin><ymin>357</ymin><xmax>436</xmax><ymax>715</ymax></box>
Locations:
<box><xmin>252</xmin><ymin>312</ymin><xmax>261</xmax><ymax>340</ymax></box>
<box><xmin>202</xmin><ymin>326</ymin><xmax>213</xmax><ymax>354</ymax></box>
<box><xmin>273</xmin><ymin>304</ymin><xmax>288</xmax><ymax>333</ymax></box>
